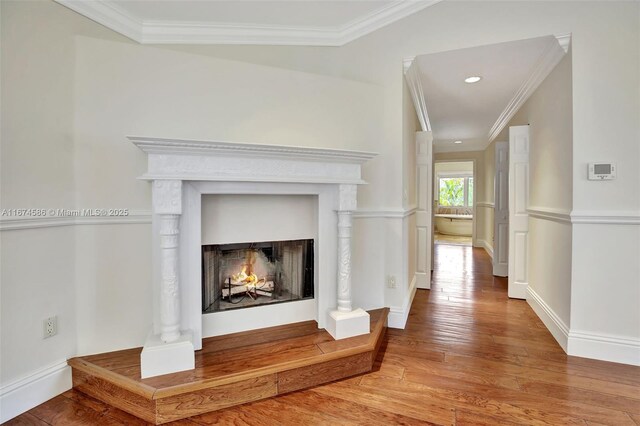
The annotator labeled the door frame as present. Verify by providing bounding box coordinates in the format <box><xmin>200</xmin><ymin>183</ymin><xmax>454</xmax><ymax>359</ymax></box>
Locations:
<box><xmin>507</xmin><ymin>125</ymin><xmax>530</xmax><ymax>299</ymax></box>
<box><xmin>493</xmin><ymin>141</ymin><xmax>509</xmax><ymax>277</ymax></box>
<box><xmin>431</xmin><ymin>158</ymin><xmax>478</xmax><ymax>252</ymax></box>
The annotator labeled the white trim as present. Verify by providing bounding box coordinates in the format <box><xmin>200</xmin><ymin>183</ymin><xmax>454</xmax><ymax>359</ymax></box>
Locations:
<box><xmin>527</xmin><ymin>206</ymin><xmax>572</xmax><ymax>224</ymax></box>
<box><xmin>388</xmin><ymin>275</ymin><xmax>417</xmax><ymax>329</ymax></box>
<box><xmin>54</xmin><ymin>0</ymin><xmax>142</xmax><ymax>42</ymax></box>
<box><xmin>488</xmin><ymin>34</ymin><xmax>570</xmax><ymax>144</ymax></box>
<box><xmin>570</xmin><ymin>210</ymin><xmax>640</xmax><ymax>225</ymax></box>
<box><xmin>54</xmin><ymin>0</ymin><xmax>442</xmax><ymax>46</ymax></box>
<box><xmin>128</xmin><ymin>136</ymin><xmax>376</xmax><ymax>164</ymax></box>
<box><xmin>568</xmin><ymin>330</ymin><xmax>640</xmax><ymax>366</ymax></box>
<box><xmin>0</xmin><ymin>361</ymin><xmax>71</xmax><ymax>423</ymax></box>
<box><xmin>476</xmin><ymin>201</ymin><xmax>495</xmax><ymax>208</ymax></box>
<box><xmin>555</xmin><ymin>33</ymin><xmax>571</xmax><ymax>53</ymax></box>
<box><xmin>404</xmin><ymin>62</ymin><xmax>431</xmax><ymax>132</ymax></box>
<box><xmin>403</xmin><ymin>56</ymin><xmax>416</xmax><ymax>74</ymax></box>
<box><xmin>475</xmin><ymin>239</ymin><xmax>494</xmax><ymax>259</ymax></box>
<box><xmin>353</xmin><ymin>206</ymin><xmax>417</xmax><ymax>219</ymax></box>
<box><xmin>0</xmin><ymin>210</ymin><xmax>152</xmax><ymax>231</ymax></box>
<box><xmin>526</xmin><ymin>287</ymin><xmax>569</xmax><ymax>351</ymax></box>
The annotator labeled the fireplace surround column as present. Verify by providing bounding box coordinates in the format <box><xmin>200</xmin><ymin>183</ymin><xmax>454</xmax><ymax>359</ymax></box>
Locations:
<box><xmin>140</xmin><ymin>179</ymin><xmax>195</xmax><ymax>378</ymax></box>
<box><xmin>154</xmin><ymin>180</ymin><xmax>183</xmax><ymax>342</ymax></box>
<box><xmin>336</xmin><ymin>185</ymin><xmax>356</xmax><ymax>312</ymax></box>
<box><xmin>325</xmin><ymin>184</ymin><xmax>370</xmax><ymax>340</ymax></box>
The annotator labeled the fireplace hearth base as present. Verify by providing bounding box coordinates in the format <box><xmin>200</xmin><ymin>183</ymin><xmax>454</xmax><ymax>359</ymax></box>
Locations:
<box><xmin>68</xmin><ymin>308</ymin><xmax>388</xmax><ymax>425</ymax></box>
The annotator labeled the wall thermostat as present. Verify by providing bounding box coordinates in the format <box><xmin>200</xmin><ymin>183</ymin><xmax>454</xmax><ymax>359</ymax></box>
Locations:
<box><xmin>588</xmin><ymin>162</ymin><xmax>616</xmax><ymax>180</ymax></box>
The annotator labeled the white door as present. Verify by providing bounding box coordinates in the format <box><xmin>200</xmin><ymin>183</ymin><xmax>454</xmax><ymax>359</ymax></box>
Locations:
<box><xmin>416</xmin><ymin>131</ymin><xmax>433</xmax><ymax>289</ymax></box>
<box><xmin>508</xmin><ymin>125</ymin><xmax>530</xmax><ymax>299</ymax></box>
<box><xmin>493</xmin><ymin>141</ymin><xmax>509</xmax><ymax>277</ymax></box>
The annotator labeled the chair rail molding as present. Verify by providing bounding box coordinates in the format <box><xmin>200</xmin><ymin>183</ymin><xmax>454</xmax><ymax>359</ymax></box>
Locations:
<box><xmin>0</xmin><ymin>210</ymin><xmax>152</xmax><ymax>231</ymax></box>
<box><xmin>352</xmin><ymin>205</ymin><xmax>417</xmax><ymax>219</ymax></box>
<box><xmin>476</xmin><ymin>201</ymin><xmax>495</xmax><ymax>208</ymax></box>
<box><xmin>570</xmin><ymin>210</ymin><xmax>640</xmax><ymax>225</ymax></box>
<box><xmin>527</xmin><ymin>206</ymin><xmax>572</xmax><ymax>224</ymax></box>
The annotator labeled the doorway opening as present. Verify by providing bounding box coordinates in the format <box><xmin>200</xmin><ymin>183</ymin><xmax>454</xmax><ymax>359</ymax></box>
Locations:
<box><xmin>433</xmin><ymin>160</ymin><xmax>474</xmax><ymax>247</ymax></box>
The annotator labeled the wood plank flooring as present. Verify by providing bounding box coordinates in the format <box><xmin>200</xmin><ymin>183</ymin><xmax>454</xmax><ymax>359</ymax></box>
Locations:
<box><xmin>7</xmin><ymin>244</ymin><xmax>640</xmax><ymax>425</ymax></box>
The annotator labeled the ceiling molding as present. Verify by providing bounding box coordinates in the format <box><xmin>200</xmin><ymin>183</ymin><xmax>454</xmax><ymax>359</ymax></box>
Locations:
<box><xmin>402</xmin><ymin>57</ymin><xmax>416</xmax><ymax>74</ymax></box>
<box><xmin>56</xmin><ymin>0</ymin><xmax>143</xmax><ymax>42</ymax></box>
<box><xmin>487</xmin><ymin>34</ymin><xmax>571</xmax><ymax>144</ymax></box>
<box><xmin>404</xmin><ymin>63</ymin><xmax>431</xmax><ymax>132</ymax></box>
<box><xmin>55</xmin><ymin>0</ymin><xmax>442</xmax><ymax>46</ymax></box>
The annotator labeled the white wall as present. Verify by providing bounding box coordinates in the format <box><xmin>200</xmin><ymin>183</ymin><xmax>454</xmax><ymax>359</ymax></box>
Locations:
<box><xmin>1</xmin><ymin>1</ymin><xmax>117</xmax><ymax>416</ymax></box>
<box><xmin>501</xmin><ymin>52</ymin><xmax>574</xmax><ymax>334</ymax></box>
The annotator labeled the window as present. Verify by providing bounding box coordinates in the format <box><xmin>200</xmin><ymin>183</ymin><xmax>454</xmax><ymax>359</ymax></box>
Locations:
<box><xmin>438</xmin><ymin>175</ymin><xmax>474</xmax><ymax>207</ymax></box>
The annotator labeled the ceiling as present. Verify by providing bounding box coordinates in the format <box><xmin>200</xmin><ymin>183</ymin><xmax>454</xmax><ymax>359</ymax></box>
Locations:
<box><xmin>55</xmin><ymin>0</ymin><xmax>442</xmax><ymax>45</ymax></box>
<box><xmin>414</xmin><ymin>35</ymin><xmax>566</xmax><ymax>153</ymax></box>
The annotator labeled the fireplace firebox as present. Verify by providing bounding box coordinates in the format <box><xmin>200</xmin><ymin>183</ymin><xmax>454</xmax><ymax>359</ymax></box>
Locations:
<box><xmin>202</xmin><ymin>239</ymin><xmax>314</xmax><ymax>313</ymax></box>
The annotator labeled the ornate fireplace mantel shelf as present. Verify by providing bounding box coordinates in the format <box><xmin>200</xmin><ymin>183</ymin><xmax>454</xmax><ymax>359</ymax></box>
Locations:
<box><xmin>129</xmin><ymin>136</ymin><xmax>378</xmax><ymax>379</ymax></box>
<box><xmin>129</xmin><ymin>136</ymin><xmax>377</xmax><ymax>184</ymax></box>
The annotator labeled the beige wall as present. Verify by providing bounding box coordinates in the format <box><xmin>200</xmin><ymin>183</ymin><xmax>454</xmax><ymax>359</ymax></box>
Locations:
<box><xmin>501</xmin><ymin>52</ymin><xmax>573</xmax><ymax>327</ymax></box>
<box><xmin>0</xmin><ymin>0</ymin><xmax>124</xmax><ymax>385</ymax></box>
<box><xmin>1</xmin><ymin>0</ymin><xmax>639</xmax><ymax>405</ymax></box>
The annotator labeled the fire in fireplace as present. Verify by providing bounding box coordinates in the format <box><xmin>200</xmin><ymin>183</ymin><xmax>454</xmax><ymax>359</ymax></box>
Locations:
<box><xmin>202</xmin><ymin>239</ymin><xmax>314</xmax><ymax>313</ymax></box>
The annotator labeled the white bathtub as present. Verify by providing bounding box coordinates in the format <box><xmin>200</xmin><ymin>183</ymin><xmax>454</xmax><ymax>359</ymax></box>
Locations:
<box><xmin>434</xmin><ymin>214</ymin><xmax>473</xmax><ymax>236</ymax></box>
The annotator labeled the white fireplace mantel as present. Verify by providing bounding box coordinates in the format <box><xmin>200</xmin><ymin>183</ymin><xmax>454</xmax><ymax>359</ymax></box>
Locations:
<box><xmin>131</xmin><ymin>136</ymin><xmax>376</xmax><ymax>184</ymax></box>
<box><xmin>130</xmin><ymin>136</ymin><xmax>377</xmax><ymax>378</ymax></box>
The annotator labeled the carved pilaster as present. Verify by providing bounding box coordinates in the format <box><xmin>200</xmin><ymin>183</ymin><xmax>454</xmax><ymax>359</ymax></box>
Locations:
<box><xmin>337</xmin><ymin>184</ymin><xmax>357</xmax><ymax>313</ymax></box>
<box><xmin>153</xmin><ymin>180</ymin><xmax>182</xmax><ymax>343</ymax></box>
<box><xmin>337</xmin><ymin>211</ymin><xmax>353</xmax><ymax>312</ymax></box>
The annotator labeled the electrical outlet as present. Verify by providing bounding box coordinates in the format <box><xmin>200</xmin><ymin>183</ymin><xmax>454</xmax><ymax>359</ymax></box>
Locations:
<box><xmin>387</xmin><ymin>275</ymin><xmax>397</xmax><ymax>289</ymax></box>
<box><xmin>43</xmin><ymin>316</ymin><xmax>57</xmax><ymax>338</ymax></box>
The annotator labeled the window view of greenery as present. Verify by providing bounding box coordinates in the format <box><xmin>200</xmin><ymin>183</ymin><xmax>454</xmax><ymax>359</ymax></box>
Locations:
<box><xmin>439</xmin><ymin>178</ymin><xmax>465</xmax><ymax>206</ymax></box>
<box><xmin>438</xmin><ymin>176</ymin><xmax>474</xmax><ymax>207</ymax></box>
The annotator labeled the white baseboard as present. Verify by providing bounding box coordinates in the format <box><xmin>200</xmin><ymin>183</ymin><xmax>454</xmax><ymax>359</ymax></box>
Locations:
<box><xmin>0</xmin><ymin>361</ymin><xmax>72</xmax><ymax>423</ymax></box>
<box><xmin>526</xmin><ymin>287</ymin><xmax>569</xmax><ymax>351</ymax></box>
<box><xmin>388</xmin><ymin>275</ymin><xmax>417</xmax><ymax>329</ymax></box>
<box><xmin>475</xmin><ymin>238</ymin><xmax>494</xmax><ymax>259</ymax></box>
<box><xmin>568</xmin><ymin>331</ymin><xmax>640</xmax><ymax>366</ymax></box>
<box><xmin>527</xmin><ymin>287</ymin><xmax>640</xmax><ymax>366</ymax></box>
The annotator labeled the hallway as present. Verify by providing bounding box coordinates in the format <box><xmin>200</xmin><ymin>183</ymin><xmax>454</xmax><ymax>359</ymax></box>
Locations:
<box><xmin>10</xmin><ymin>245</ymin><xmax>640</xmax><ymax>425</ymax></box>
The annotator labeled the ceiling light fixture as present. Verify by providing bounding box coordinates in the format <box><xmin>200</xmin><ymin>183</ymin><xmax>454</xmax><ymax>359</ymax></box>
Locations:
<box><xmin>454</xmin><ymin>140</ymin><xmax>463</xmax><ymax>144</ymax></box>
<box><xmin>464</xmin><ymin>76</ymin><xmax>482</xmax><ymax>83</ymax></box>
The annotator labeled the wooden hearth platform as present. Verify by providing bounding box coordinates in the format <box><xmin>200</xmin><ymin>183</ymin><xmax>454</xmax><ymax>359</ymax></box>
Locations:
<box><xmin>68</xmin><ymin>308</ymin><xmax>388</xmax><ymax>424</ymax></box>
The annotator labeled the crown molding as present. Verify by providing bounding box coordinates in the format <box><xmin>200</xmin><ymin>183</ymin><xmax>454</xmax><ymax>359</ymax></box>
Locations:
<box><xmin>55</xmin><ymin>0</ymin><xmax>442</xmax><ymax>46</ymax></box>
<box><xmin>487</xmin><ymin>34</ymin><xmax>571</xmax><ymax>144</ymax></box>
<box><xmin>55</xmin><ymin>0</ymin><xmax>143</xmax><ymax>42</ymax></box>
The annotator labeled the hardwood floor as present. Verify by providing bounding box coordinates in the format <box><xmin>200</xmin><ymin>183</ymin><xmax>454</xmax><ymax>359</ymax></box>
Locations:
<box><xmin>8</xmin><ymin>244</ymin><xmax>640</xmax><ymax>425</ymax></box>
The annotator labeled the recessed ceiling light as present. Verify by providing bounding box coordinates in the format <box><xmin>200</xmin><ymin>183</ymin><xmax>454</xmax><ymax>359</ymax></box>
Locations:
<box><xmin>454</xmin><ymin>140</ymin><xmax>463</xmax><ymax>144</ymax></box>
<box><xmin>464</xmin><ymin>76</ymin><xmax>482</xmax><ymax>83</ymax></box>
